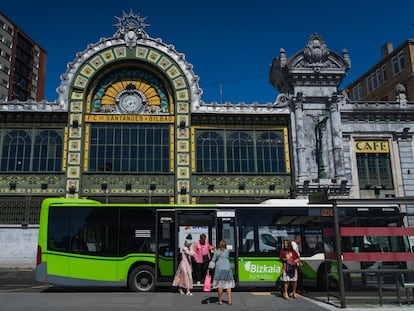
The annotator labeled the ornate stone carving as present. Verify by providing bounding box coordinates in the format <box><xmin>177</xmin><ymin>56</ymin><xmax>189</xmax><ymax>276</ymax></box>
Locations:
<box><xmin>114</xmin><ymin>10</ymin><xmax>149</xmax><ymax>48</ymax></box>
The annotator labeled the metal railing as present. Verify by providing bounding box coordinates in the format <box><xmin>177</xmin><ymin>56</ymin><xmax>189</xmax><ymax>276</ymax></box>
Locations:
<box><xmin>326</xmin><ymin>268</ymin><xmax>414</xmax><ymax>308</ymax></box>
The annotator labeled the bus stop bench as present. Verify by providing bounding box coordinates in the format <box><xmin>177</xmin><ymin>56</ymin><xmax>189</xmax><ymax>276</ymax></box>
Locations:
<box><xmin>400</xmin><ymin>273</ymin><xmax>414</xmax><ymax>304</ymax></box>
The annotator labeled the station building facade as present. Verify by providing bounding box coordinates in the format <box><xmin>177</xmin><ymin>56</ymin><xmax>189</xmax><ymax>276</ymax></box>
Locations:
<box><xmin>0</xmin><ymin>11</ymin><xmax>413</xmax><ymax>264</ymax></box>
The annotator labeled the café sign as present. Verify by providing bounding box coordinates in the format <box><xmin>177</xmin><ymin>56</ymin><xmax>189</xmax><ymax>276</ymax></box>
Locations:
<box><xmin>354</xmin><ymin>141</ymin><xmax>389</xmax><ymax>153</ymax></box>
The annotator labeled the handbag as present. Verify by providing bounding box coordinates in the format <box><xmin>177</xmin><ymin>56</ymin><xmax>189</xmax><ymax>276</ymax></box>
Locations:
<box><xmin>286</xmin><ymin>262</ymin><xmax>297</xmax><ymax>278</ymax></box>
<box><xmin>208</xmin><ymin>251</ymin><xmax>221</xmax><ymax>270</ymax></box>
<box><xmin>203</xmin><ymin>271</ymin><xmax>211</xmax><ymax>292</ymax></box>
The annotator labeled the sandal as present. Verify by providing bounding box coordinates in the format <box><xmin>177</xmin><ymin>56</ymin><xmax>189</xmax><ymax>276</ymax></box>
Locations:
<box><xmin>186</xmin><ymin>292</ymin><xmax>193</xmax><ymax>296</ymax></box>
<box><xmin>283</xmin><ymin>293</ymin><xmax>290</xmax><ymax>300</ymax></box>
<box><xmin>178</xmin><ymin>289</ymin><xmax>185</xmax><ymax>295</ymax></box>
<box><xmin>216</xmin><ymin>301</ymin><xmax>222</xmax><ymax>305</ymax></box>
<box><xmin>292</xmin><ymin>293</ymin><xmax>298</xmax><ymax>299</ymax></box>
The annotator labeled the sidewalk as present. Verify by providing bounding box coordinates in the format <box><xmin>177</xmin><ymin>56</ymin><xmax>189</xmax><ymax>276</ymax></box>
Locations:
<box><xmin>1</xmin><ymin>264</ymin><xmax>412</xmax><ymax>309</ymax></box>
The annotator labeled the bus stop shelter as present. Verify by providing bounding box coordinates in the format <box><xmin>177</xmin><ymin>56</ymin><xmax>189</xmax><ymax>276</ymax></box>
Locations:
<box><xmin>309</xmin><ymin>195</ymin><xmax>414</xmax><ymax>308</ymax></box>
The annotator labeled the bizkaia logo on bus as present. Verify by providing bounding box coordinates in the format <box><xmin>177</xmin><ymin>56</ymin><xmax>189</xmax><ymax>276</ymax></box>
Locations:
<box><xmin>238</xmin><ymin>259</ymin><xmax>283</xmax><ymax>281</ymax></box>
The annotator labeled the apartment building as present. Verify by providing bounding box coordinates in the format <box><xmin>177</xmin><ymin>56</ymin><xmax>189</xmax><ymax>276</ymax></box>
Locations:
<box><xmin>346</xmin><ymin>39</ymin><xmax>414</xmax><ymax>102</ymax></box>
<box><xmin>0</xmin><ymin>12</ymin><xmax>47</xmax><ymax>101</ymax></box>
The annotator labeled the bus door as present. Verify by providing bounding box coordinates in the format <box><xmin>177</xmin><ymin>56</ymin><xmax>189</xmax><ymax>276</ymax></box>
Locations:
<box><xmin>175</xmin><ymin>209</ymin><xmax>217</xmax><ymax>255</ymax></box>
<box><xmin>155</xmin><ymin>209</ymin><xmax>217</xmax><ymax>286</ymax></box>
<box><xmin>155</xmin><ymin>210</ymin><xmax>176</xmax><ymax>285</ymax></box>
<box><xmin>216</xmin><ymin>210</ymin><xmax>238</xmax><ymax>283</ymax></box>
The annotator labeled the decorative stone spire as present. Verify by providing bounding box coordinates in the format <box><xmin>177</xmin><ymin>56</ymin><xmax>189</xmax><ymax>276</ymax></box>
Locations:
<box><xmin>114</xmin><ymin>9</ymin><xmax>150</xmax><ymax>48</ymax></box>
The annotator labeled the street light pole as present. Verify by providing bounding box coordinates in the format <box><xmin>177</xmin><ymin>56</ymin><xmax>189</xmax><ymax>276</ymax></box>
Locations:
<box><xmin>333</xmin><ymin>200</ymin><xmax>346</xmax><ymax>308</ymax></box>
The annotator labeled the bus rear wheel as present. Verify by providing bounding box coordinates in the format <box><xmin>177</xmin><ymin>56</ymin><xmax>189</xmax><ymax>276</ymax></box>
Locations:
<box><xmin>128</xmin><ymin>265</ymin><xmax>155</xmax><ymax>292</ymax></box>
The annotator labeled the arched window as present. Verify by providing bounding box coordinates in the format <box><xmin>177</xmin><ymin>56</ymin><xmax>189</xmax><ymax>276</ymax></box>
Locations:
<box><xmin>196</xmin><ymin>132</ymin><xmax>224</xmax><ymax>172</ymax></box>
<box><xmin>227</xmin><ymin>132</ymin><xmax>254</xmax><ymax>173</ymax></box>
<box><xmin>1</xmin><ymin>130</ymin><xmax>31</xmax><ymax>171</ymax></box>
<box><xmin>33</xmin><ymin>130</ymin><xmax>63</xmax><ymax>171</ymax></box>
<box><xmin>256</xmin><ymin>133</ymin><xmax>285</xmax><ymax>173</ymax></box>
<box><xmin>195</xmin><ymin>129</ymin><xmax>287</xmax><ymax>174</ymax></box>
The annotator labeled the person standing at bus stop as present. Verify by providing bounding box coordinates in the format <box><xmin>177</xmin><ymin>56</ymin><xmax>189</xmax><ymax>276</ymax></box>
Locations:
<box><xmin>210</xmin><ymin>240</ymin><xmax>235</xmax><ymax>305</ymax></box>
<box><xmin>173</xmin><ymin>238</ymin><xmax>195</xmax><ymax>296</ymax></box>
<box><xmin>291</xmin><ymin>234</ymin><xmax>305</xmax><ymax>294</ymax></box>
<box><xmin>192</xmin><ymin>233</ymin><xmax>214</xmax><ymax>284</ymax></box>
<box><xmin>280</xmin><ymin>239</ymin><xmax>301</xmax><ymax>300</ymax></box>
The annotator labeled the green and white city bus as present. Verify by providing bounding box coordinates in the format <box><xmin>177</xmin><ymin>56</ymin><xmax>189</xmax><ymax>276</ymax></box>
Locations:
<box><xmin>35</xmin><ymin>197</ymin><xmax>413</xmax><ymax>291</ymax></box>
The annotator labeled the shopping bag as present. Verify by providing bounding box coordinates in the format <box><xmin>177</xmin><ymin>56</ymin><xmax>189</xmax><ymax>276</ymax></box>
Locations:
<box><xmin>203</xmin><ymin>272</ymin><xmax>211</xmax><ymax>292</ymax></box>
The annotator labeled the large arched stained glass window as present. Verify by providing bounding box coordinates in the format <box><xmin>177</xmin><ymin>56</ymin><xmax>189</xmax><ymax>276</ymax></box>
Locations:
<box><xmin>1</xmin><ymin>130</ymin><xmax>31</xmax><ymax>171</ymax></box>
<box><xmin>256</xmin><ymin>132</ymin><xmax>285</xmax><ymax>173</ymax></box>
<box><xmin>196</xmin><ymin>132</ymin><xmax>224</xmax><ymax>172</ymax></box>
<box><xmin>227</xmin><ymin>132</ymin><xmax>254</xmax><ymax>173</ymax></box>
<box><xmin>33</xmin><ymin>130</ymin><xmax>63</xmax><ymax>171</ymax></box>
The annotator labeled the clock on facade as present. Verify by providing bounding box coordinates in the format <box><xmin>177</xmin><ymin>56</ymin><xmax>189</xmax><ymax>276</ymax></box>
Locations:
<box><xmin>115</xmin><ymin>85</ymin><xmax>147</xmax><ymax>114</ymax></box>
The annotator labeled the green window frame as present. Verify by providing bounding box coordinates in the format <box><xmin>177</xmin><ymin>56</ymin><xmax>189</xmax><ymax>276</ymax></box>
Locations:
<box><xmin>196</xmin><ymin>129</ymin><xmax>285</xmax><ymax>173</ymax></box>
<box><xmin>88</xmin><ymin>123</ymin><xmax>170</xmax><ymax>173</ymax></box>
<box><xmin>0</xmin><ymin>128</ymin><xmax>63</xmax><ymax>172</ymax></box>
<box><xmin>356</xmin><ymin>153</ymin><xmax>393</xmax><ymax>189</ymax></box>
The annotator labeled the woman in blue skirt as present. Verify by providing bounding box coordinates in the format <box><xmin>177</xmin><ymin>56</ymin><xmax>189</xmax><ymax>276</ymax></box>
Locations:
<box><xmin>210</xmin><ymin>240</ymin><xmax>235</xmax><ymax>305</ymax></box>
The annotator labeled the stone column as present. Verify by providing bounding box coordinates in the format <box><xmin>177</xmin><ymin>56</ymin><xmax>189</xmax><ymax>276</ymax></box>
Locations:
<box><xmin>293</xmin><ymin>95</ymin><xmax>307</xmax><ymax>179</ymax></box>
<box><xmin>329</xmin><ymin>99</ymin><xmax>345</xmax><ymax>179</ymax></box>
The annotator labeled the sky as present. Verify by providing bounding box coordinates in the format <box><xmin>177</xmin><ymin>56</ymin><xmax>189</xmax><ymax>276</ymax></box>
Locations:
<box><xmin>2</xmin><ymin>0</ymin><xmax>414</xmax><ymax>104</ymax></box>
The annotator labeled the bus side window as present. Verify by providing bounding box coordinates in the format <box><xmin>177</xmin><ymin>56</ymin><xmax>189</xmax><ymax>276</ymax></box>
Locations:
<box><xmin>240</xmin><ymin>227</ymin><xmax>255</xmax><ymax>253</ymax></box>
<box><xmin>71</xmin><ymin>232</ymin><xmax>88</xmax><ymax>252</ymax></box>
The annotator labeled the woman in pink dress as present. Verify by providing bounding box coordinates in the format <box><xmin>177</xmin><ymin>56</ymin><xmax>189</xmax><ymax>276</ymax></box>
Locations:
<box><xmin>172</xmin><ymin>239</ymin><xmax>195</xmax><ymax>296</ymax></box>
<box><xmin>192</xmin><ymin>233</ymin><xmax>214</xmax><ymax>284</ymax></box>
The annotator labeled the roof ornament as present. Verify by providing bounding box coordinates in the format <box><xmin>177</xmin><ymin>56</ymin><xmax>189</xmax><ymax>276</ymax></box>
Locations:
<box><xmin>303</xmin><ymin>33</ymin><xmax>330</xmax><ymax>70</ymax></box>
<box><xmin>114</xmin><ymin>9</ymin><xmax>149</xmax><ymax>48</ymax></box>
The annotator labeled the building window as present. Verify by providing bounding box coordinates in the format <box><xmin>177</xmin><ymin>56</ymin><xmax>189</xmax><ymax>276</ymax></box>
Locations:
<box><xmin>376</xmin><ymin>69</ymin><xmax>382</xmax><ymax>85</ymax></box>
<box><xmin>355</xmin><ymin>141</ymin><xmax>393</xmax><ymax>190</ymax></box>
<box><xmin>2</xmin><ymin>65</ymin><xmax>9</xmax><ymax>75</ymax></box>
<box><xmin>392</xmin><ymin>51</ymin><xmax>405</xmax><ymax>76</ymax></box>
<box><xmin>1</xmin><ymin>130</ymin><xmax>31</xmax><ymax>171</ymax></box>
<box><xmin>398</xmin><ymin>52</ymin><xmax>405</xmax><ymax>71</ymax></box>
<box><xmin>256</xmin><ymin>132</ymin><xmax>285</xmax><ymax>173</ymax></box>
<box><xmin>88</xmin><ymin>123</ymin><xmax>170</xmax><ymax>173</ymax></box>
<box><xmin>227</xmin><ymin>132</ymin><xmax>254</xmax><ymax>173</ymax></box>
<box><xmin>196</xmin><ymin>131</ymin><xmax>224</xmax><ymax>172</ymax></box>
<box><xmin>381</xmin><ymin>64</ymin><xmax>387</xmax><ymax>82</ymax></box>
<box><xmin>195</xmin><ymin>129</ymin><xmax>286</xmax><ymax>173</ymax></box>
<box><xmin>32</xmin><ymin>130</ymin><xmax>63</xmax><ymax>171</ymax></box>
<box><xmin>365</xmin><ymin>77</ymin><xmax>371</xmax><ymax>94</ymax></box>
<box><xmin>352</xmin><ymin>83</ymin><xmax>362</xmax><ymax>101</ymax></box>
<box><xmin>371</xmin><ymin>72</ymin><xmax>377</xmax><ymax>89</ymax></box>
<box><xmin>0</xmin><ymin>129</ymin><xmax>64</xmax><ymax>172</ymax></box>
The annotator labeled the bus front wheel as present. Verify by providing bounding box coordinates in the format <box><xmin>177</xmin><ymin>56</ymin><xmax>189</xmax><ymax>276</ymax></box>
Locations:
<box><xmin>128</xmin><ymin>265</ymin><xmax>155</xmax><ymax>292</ymax></box>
